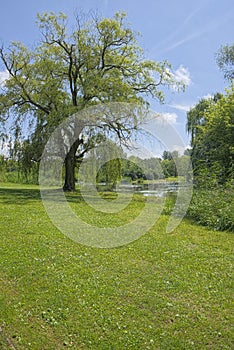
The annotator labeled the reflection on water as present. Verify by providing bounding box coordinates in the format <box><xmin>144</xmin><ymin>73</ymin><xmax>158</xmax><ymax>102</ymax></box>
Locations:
<box><xmin>96</xmin><ymin>181</ymin><xmax>188</xmax><ymax>197</ymax></box>
<box><xmin>138</xmin><ymin>182</ymin><xmax>181</xmax><ymax>197</ymax></box>
<box><xmin>116</xmin><ymin>182</ymin><xmax>184</xmax><ymax>197</ymax></box>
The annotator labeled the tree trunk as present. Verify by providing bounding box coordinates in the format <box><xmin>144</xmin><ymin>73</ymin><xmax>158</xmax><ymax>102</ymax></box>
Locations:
<box><xmin>62</xmin><ymin>120</ymin><xmax>84</xmax><ymax>191</ymax></box>
<box><xmin>63</xmin><ymin>144</ymin><xmax>77</xmax><ymax>192</ymax></box>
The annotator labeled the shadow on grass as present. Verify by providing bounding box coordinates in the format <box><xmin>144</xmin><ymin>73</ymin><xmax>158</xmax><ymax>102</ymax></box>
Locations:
<box><xmin>0</xmin><ymin>185</ymin><xmax>172</xmax><ymax>211</ymax></box>
<box><xmin>0</xmin><ymin>186</ymin><xmax>85</xmax><ymax>205</ymax></box>
<box><xmin>0</xmin><ymin>187</ymin><xmax>42</xmax><ymax>204</ymax></box>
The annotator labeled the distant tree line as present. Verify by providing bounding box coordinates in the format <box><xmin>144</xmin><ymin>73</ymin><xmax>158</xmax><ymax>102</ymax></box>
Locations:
<box><xmin>0</xmin><ymin>144</ymin><xmax>191</xmax><ymax>186</ymax></box>
<box><xmin>120</xmin><ymin>150</ymin><xmax>191</xmax><ymax>181</ymax></box>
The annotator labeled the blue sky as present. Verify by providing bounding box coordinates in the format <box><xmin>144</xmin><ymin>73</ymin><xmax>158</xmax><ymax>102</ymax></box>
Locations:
<box><xmin>0</xmin><ymin>0</ymin><xmax>233</xmax><ymax>151</ymax></box>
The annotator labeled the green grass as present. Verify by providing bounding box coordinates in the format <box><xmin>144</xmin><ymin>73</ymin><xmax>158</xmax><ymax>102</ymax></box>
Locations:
<box><xmin>0</xmin><ymin>183</ymin><xmax>233</xmax><ymax>349</ymax></box>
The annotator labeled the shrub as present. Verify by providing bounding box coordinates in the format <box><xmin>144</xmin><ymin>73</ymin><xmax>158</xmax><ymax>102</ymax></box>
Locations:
<box><xmin>187</xmin><ymin>183</ymin><xmax>234</xmax><ymax>232</ymax></box>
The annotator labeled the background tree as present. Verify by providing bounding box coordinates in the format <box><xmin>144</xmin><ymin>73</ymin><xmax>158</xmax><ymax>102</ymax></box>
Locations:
<box><xmin>161</xmin><ymin>150</ymin><xmax>179</xmax><ymax>178</ymax></box>
<box><xmin>216</xmin><ymin>44</ymin><xmax>234</xmax><ymax>81</ymax></box>
<box><xmin>0</xmin><ymin>155</ymin><xmax>6</xmax><ymax>181</ymax></box>
<box><xmin>186</xmin><ymin>46</ymin><xmax>234</xmax><ymax>186</ymax></box>
<box><xmin>162</xmin><ymin>150</ymin><xmax>173</xmax><ymax>161</ymax></box>
<box><xmin>95</xmin><ymin>140</ymin><xmax>123</xmax><ymax>191</ymax></box>
<box><xmin>142</xmin><ymin>157</ymin><xmax>163</xmax><ymax>180</ymax></box>
<box><xmin>122</xmin><ymin>156</ymin><xmax>146</xmax><ymax>181</ymax></box>
<box><xmin>0</xmin><ymin>11</ymin><xmax>183</xmax><ymax>190</ymax></box>
<box><xmin>161</xmin><ymin>158</ymin><xmax>177</xmax><ymax>178</ymax></box>
<box><xmin>187</xmin><ymin>87</ymin><xmax>234</xmax><ymax>183</ymax></box>
<box><xmin>186</xmin><ymin>94</ymin><xmax>222</xmax><ymax>147</ymax></box>
<box><xmin>186</xmin><ymin>93</ymin><xmax>223</xmax><ymax>174</ymax></box>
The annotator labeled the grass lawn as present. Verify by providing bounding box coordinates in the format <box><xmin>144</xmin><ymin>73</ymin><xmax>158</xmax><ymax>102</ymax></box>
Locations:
<box><xmin>0</xmin><ymin>183</ymin><xmax>233</xmax><ymax>349</ymax></box>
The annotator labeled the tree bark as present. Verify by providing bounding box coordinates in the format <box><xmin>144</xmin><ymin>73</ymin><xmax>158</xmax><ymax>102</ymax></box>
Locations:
<box><xmin>63</xmin><ymin>143</ymin><xmax>77</xmax><ymax>192</ymax></box>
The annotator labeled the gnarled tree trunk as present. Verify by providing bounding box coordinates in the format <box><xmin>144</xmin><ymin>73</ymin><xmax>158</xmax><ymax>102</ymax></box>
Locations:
<box><xmin>63</xmin><ymin>139</ymin><xmax>80</xmax><ymax>192</ymax></box>
<box><xmin>63</xmin><ymin>151</ymin><xmax>76</xmax><ymax>191</ymax></box>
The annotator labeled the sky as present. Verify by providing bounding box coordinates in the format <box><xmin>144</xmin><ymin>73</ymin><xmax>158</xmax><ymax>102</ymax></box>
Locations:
<box><xmin>0</xmin><ymin>0</ymin><xmax>233</xmax><ymax>154</ymax></box>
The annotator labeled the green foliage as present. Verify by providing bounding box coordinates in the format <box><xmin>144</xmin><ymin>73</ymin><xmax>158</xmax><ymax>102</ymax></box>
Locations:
<box><xmin>200</xmin><ymin>88</ymin><xmax>234</xmax><ymax>181</ymax></box>
<box><xmin>1</xmin><ymin>141</ymin><xmax>38</xmax><ymax>183</ymax></box>
<box><xmin>1</xmin><ymin>150</ymin><xmax>191</xmax><ymax>185</ymax></box>
<box><xmin>186</xmin><ymin>93</ymin><xmax>222</xmax><ymax>147</ymax></box>
<box><xmin>122</xmin><ymin>156</ymin><xmax>146</xmax><ymax>181</ymax></box>
<box><xmin>186</xmin><ymin>84</ymin><xmax>234</xmax><ymax>231</ymax></box>
<box><xmin>0</xmin><ymin>155</ymin><xmax>6</xmax><ymax>181</ymax></box>
<box><xmin>97</xmin><ymin>158</ymin><xmax>122</xmax><ymax>190</ymax></box>
<box><xmin>161</xmin><ymin>159</ymin><xmax>177</xmax><ymax>178</ymax></box>
<box><xmin>162</xmin><ymin>150</ymin><xmax>173</xmax><ymax>160</ymax></box>
<box><xmin>188</xmin><ymin>183</ymin><xmax>234</xmax><ymax>232</ymax></box>
<box><xmin>95</xmin><ymin>142</ymin><xmax>123</xmax><ymax>191</ymax></box>
<box><xmin>161</xmin><ymin>151</ymin><xmax>190</xmax><ymax>179</ymax></box>
<box><xmin>187</xmin><ymin>87</ymin><xmax>234</xmax><ymax>183</ymax></box>
<box><xmin>141</xmin><ymin>157</ymin><xmax>163</xmax><ymax>180</ymax></box>
<box><xmin>121</xmin><ymin>154</ymin><xmax>190</xmax><ymax>181</ymax></box>
<box><xmin>0</xmin><ymin>11</ymin><xmax>184</xmax><ymax>190</ymax></box>
<box><xmin>216</xmin><ymin>44</ymin><xmax>234</xmax><ymax>81</ymax></box>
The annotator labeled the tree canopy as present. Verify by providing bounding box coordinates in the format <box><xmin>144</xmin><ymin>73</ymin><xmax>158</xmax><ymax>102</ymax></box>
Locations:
<box><xmin>216</xmin><ymin>44</ymin><xmax>234</xmax><ymax>81</ymax></box>
<box><xmin>187</xmin><ymin>86</ymin><xmax>234</xmax><ymax>183</ymax></box>
<box><xmin>0</xmin><ymin>11</ymin><xmax>184</xmax><ymax>190</ymax></box>
<box><xmin>186</xmin><ymin>93</ymin><xmax>222</xmax><ymax>146</ymax></box>
<box><xmin>187</xmin><ymin>44</ymin><xmax>234</xmax><ymax>184</ymax></box>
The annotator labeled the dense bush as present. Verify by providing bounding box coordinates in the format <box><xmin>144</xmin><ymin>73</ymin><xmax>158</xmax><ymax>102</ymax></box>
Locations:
<box><xmin>187</xmin><ymin>183</ymin><xmax>234</xmax><ymax>232</ymax></box>
<box><xmin>186</xmin><ymin>83</ymin><xmax>234</xmax><ymax>232</ymax></box>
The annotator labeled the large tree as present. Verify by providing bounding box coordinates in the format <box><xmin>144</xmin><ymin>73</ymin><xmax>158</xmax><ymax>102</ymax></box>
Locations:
<box><xmin>0</xmin><ymin>11</ymin><xmax>183</xmax><ymax>191</ymax></box>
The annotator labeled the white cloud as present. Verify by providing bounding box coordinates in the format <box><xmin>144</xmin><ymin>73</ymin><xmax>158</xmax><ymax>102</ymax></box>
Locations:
<box><xmin>0</xmin><ymin>70</ymin><xmax>9</xmax><ymax>86</ymax></box>
<box><xmin>171</xmin><ymin>145</ymin><xmax>189</xmax><ymax>155</ymax></box>
<box><xmin>170</xmin><ymin>103</ymin><xmax>191</xmax><ymax>112</ymax></box>
<box><xmin>203</xmin><ymin>93</ymin><xmax>213</xmax><ymax>100</ymax></box>
<box><xmin>159</xmin><ymin>112</ymin><xmax>178</xmax><ymax>124</ymax></box>
<box><xmin>173</xmin><ymin>65</ymin><xmax>192</xmax><ymax>87</ymax></box>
